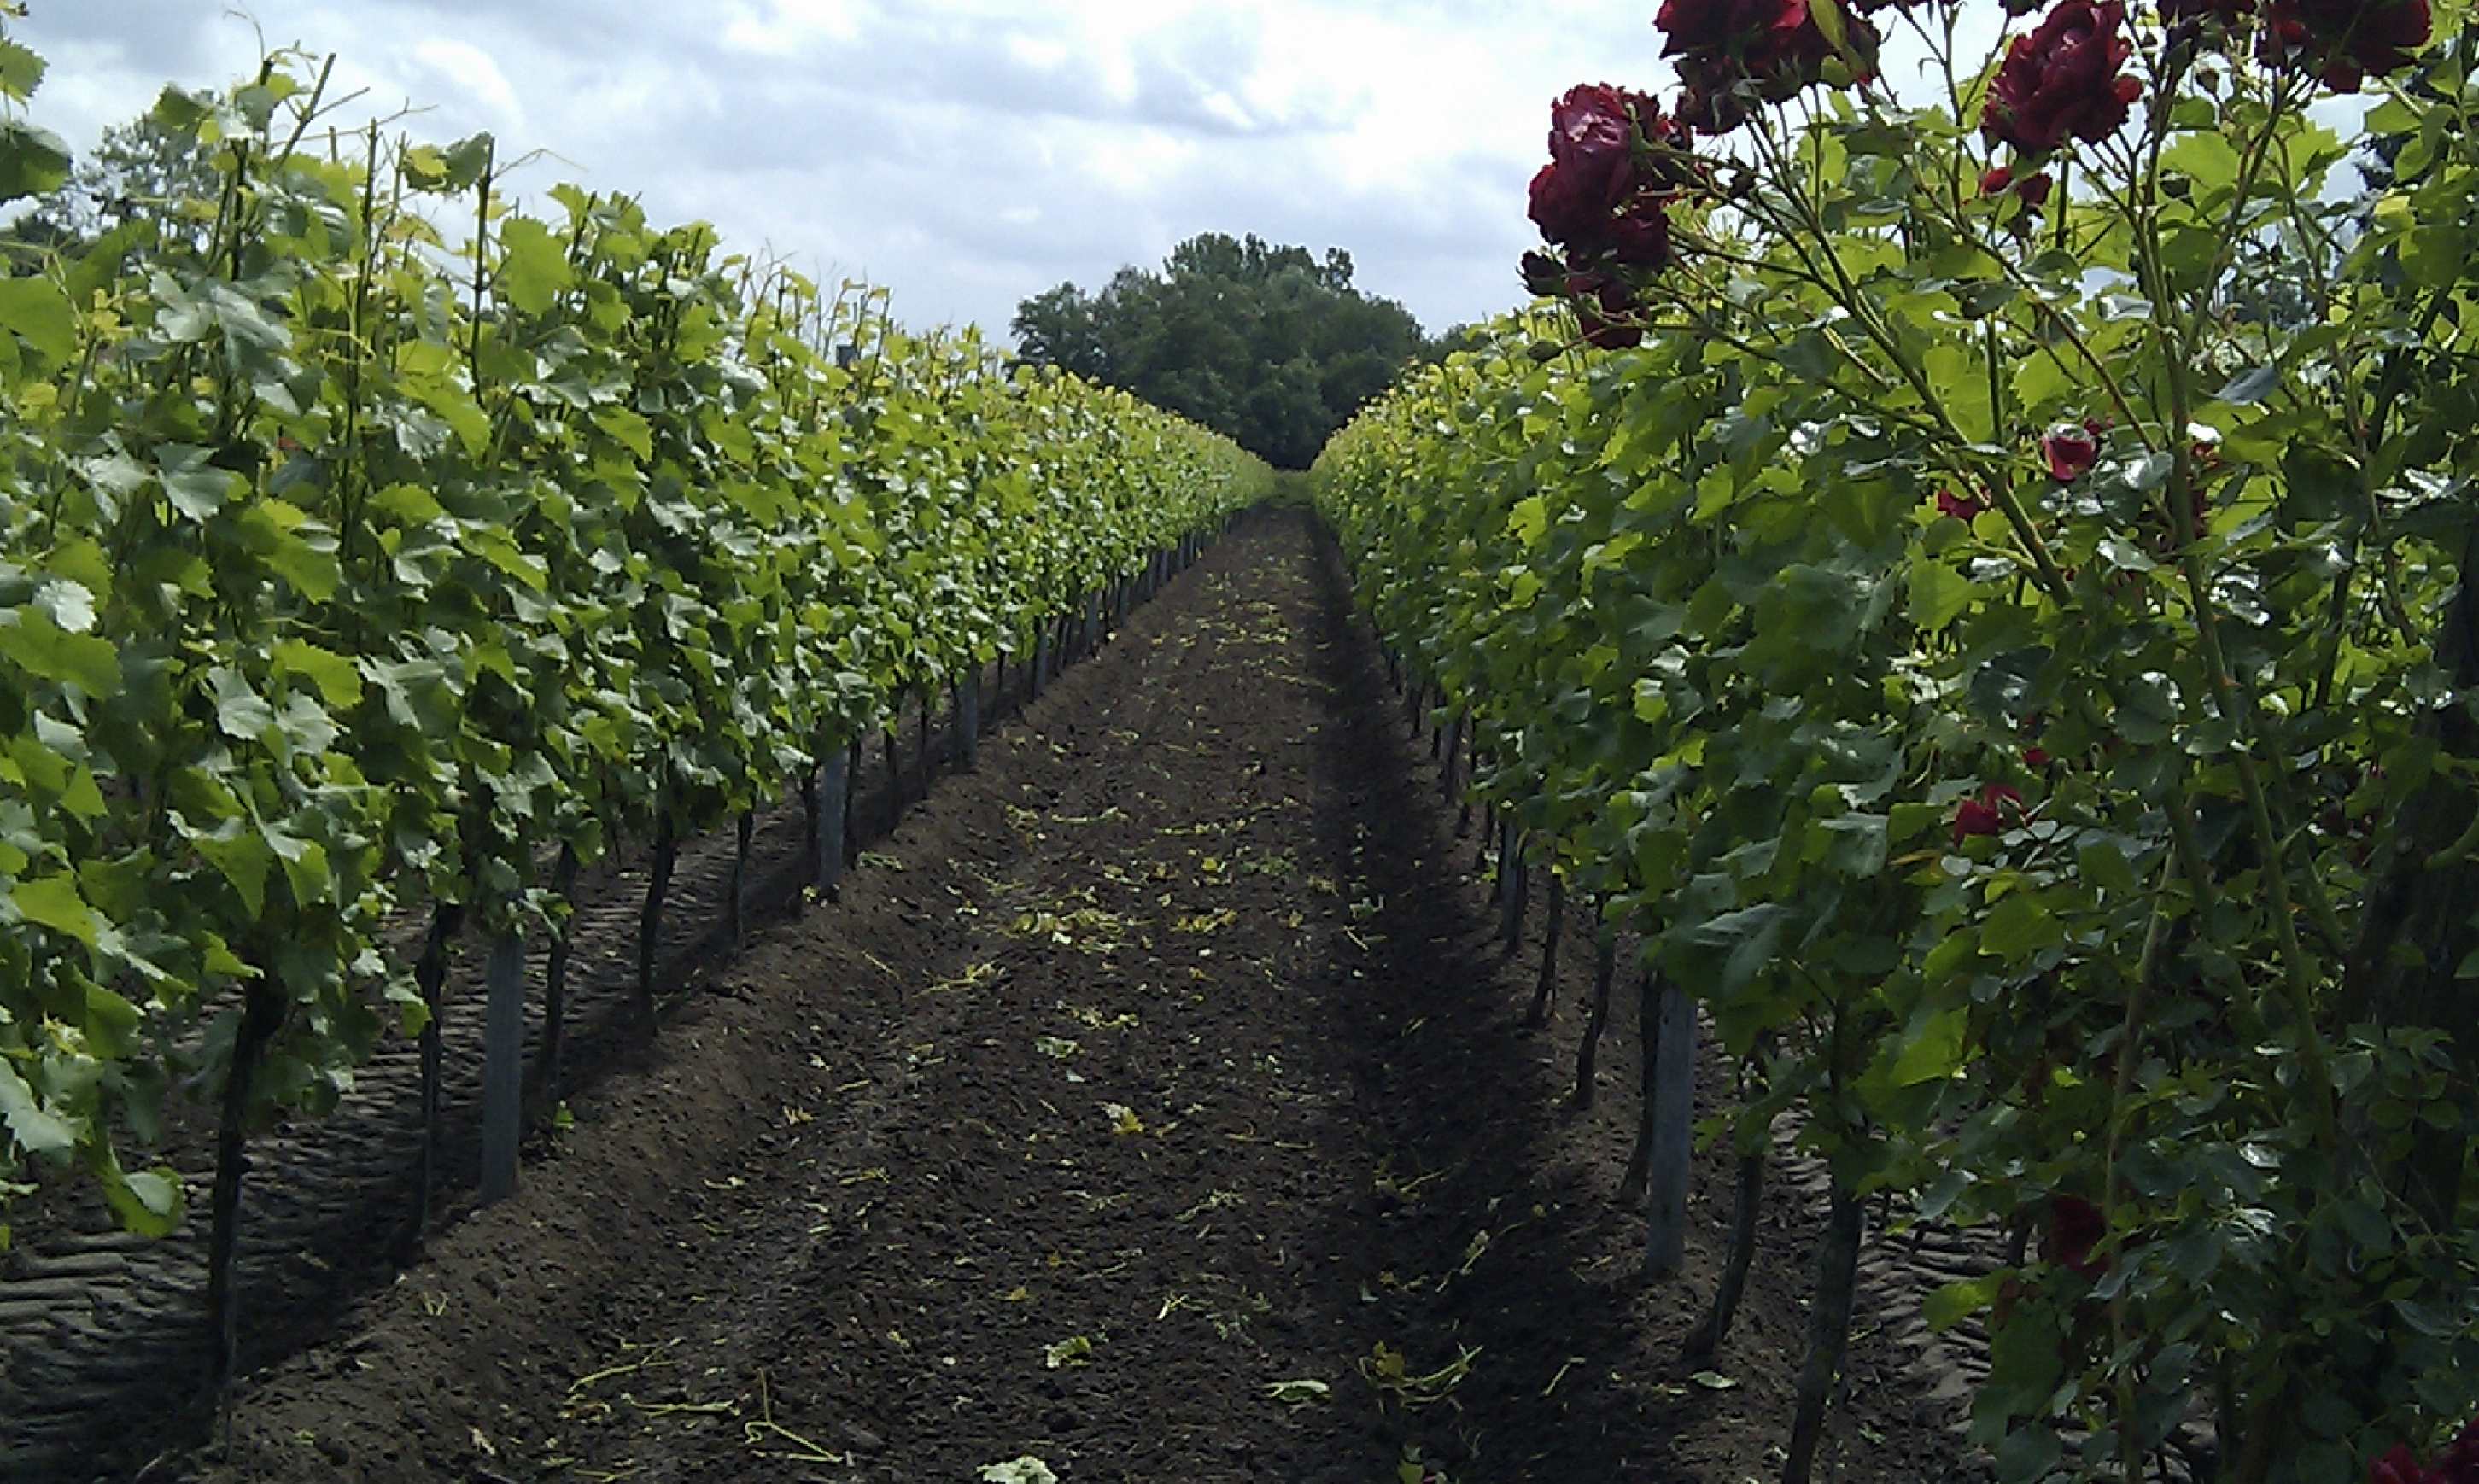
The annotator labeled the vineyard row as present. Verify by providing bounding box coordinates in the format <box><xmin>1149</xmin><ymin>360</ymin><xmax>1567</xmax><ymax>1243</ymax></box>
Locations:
<box><xmin>0</xmin><ymin>38</ymin><xmax>1270</xmax><ymax>1401</ymax></box>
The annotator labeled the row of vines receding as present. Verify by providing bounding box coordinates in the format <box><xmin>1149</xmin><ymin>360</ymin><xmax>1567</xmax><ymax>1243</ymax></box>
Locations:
<box><xmin>1315</xmin><ymin>0</ymin><xmax>2479</xmax><ymax>1480</ymax></box>
<box><xmin>0</xmin><ymin>28</ymin><xmax>1268</xmax><ymax>1397</ymax></box>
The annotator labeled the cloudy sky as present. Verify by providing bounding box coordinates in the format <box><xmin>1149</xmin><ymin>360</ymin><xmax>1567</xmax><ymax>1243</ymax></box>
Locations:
<box><xmin>19</xmin><ymin>0</ymin><xmax>1765</xmax><ymax>340</ymax></box>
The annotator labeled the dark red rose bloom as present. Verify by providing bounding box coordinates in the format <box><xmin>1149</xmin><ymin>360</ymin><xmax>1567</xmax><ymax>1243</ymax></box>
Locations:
<box><xmin>1952</xmin><ymin>783</ymin><xmax>2024</xmax><ymax>843</ymax></box>
<box><xmin>2083</xmin><ymin>414</ymin><xmax>2112</xmax><ymax>435</ymax></box>
<box><xmin>1982</xmin><ymin>164</ymin><xmax>2055</xmax><ymax>207</ymax></box>
<box><xmin>1530</xmin><ymin>160</ymin><xmax>1626</xmax><ymax>247</ymax></box>
<box><xmin>1936</xmin><ymin>488</ymin><xmax>1989</xmax><ymax>521</ymax></box>
<box><xmin>1983</xmin><ymin>1</ymin><xmax>2143</xmax><ymax>154</ymax></box>
<box><xmin>2025</xmin><ymin>746</ymin><xmax>2053</xmax><ymax>768</ymax></box>
<box><xmin>2043</xmin><ymin>1194</ymin><xmax>2108</xmax><ymax>1277</ymax></box>
<box><xmin>2370</xmin><ymin>1445</ymin><xmax>2435</xmax><ymax>1484</ymax></box>
<box><xmin>1521</xmin><ymin>249</ymin><xmax>1566</xmax><ymax>296</ymax></box>
<box><xmin>1658</xmin><ymin>0</ymin><xmax>1824</xmax><ymax>73</ymax></box>
<box><xmin>1568</xmin><ymin>271</ymin><xmax>1645</xmax><ymax>350</ymax></box>
<box><xmin>1550</xmin><ymin>82</ymin><xmax>1646</xmax><ymax>173</ymax></box>
<box><xmin>1659</xmin><ymin>0</ymin><xmax>1876</xmax><ymax>134</ymax></box>
<box><xmin>2042</xmin><ymin>428</ymin><xmax>2100</xmax><ymax>481</ymax></box>
<box><xmin>1529</xmin><ymin>85</ymin><xmax>1699</xmax><ymax>259</ymax></box>
<box><xmin>1579</xmin><ymin>305</ymin><xmax>1645</xmax><ymax>350</ymax></box>
<box><xmin>2260</xmin><ymin>0</ymin><xmax>2429</xmax><ymax>91</ymax></box>
<box><xmin>1603</xmin><ymin>202</ymin><xmax>1675</xmax><ymax>268</ymax></box>
<box><xmin>1529</xmin><ymin>85</ymin><xmax>1649</xmax><ymax>245</ymax></box>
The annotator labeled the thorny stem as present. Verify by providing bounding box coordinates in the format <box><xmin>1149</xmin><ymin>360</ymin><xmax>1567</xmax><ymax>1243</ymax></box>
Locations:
<box><xmin>1745</xmin><ymin>117</ymin><xmax>2075</xmax><ymax>597</ymax></box>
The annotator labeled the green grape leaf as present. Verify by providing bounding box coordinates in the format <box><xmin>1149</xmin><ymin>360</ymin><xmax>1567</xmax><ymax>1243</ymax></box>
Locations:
<box><xmin>1907</xmin><ymin>560</ymin><xmax>1974</xmax><ymax>632</ymax></box>
<box><xmin>1924</xmin><ymin>1275</ymin><xmax>1999</xmax><ymax>1331</ymax></box>
<box><xmin>0</xmin><ymin>38</ymin><xmax>47</xmax><ymax>102</ymax></box>
<box><xmin>0</xmin><ymin>609</ymin><xmax>120</xmax><ymax>695</ymax></box>
<box><xmin>92</xmin><ymin>1148</ymin><xmax>184</xmax><ymax>1237</ymax></box>
<box><xmin>210</xmin><ymin>667</ymin><xmax>278</xmax><ymax>743</ymax></box>
<box><xmin>0</xmin><ymin>1062</ymin><xmax>77</xmax><ymax>1156</ymax></box>
<box><xmin>156</xmin><ymin>445</ymin><xmax>238</xmax><ymax>522</ymax></box>
<box><xmin>11</xmin><ymin>873</ymin><xmax>96</xmax><ymax>946</ymax></box>
<box><xmin>1891</xmin><ymin>1006</ymin><xmax>1969</xmax><ymax>1085</ymax></box>
<box><xmin>273</xmin><ymin>640</ymin><xmax>365</xmax><ymax>708</ymax></box>
<box><xmin>32</xmin><ymin>578</ymin><xmax>95</xmax><ymax>634</ymax></box>
<box><xmin>497</xmin><ymin>216</ymin><xmax>575</xmax><ymax>316</ymax></box>
<box><xmin>0</xmin><ymin>118</ymin><xmax>71</xmax><ymax>202</ymax></box>
<box><xmin>188</xmin><ymin>823</ymin><xmax>271</xmax><ymax>918</ymax></box>
<box><xmin>0</xmin><ymin>273</ymin><xmax>76</xmax><ymax>363</ymax></box>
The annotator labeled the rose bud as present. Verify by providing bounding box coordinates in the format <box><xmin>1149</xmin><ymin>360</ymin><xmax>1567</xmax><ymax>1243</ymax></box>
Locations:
<box><xmin>2042</xmin><ymin>428</ymin><xmax>2100</xmax><ymax>481</ymax></box>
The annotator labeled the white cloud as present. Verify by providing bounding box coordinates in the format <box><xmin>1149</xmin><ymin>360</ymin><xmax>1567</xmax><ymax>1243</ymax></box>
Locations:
<box><xmin>409</xmin><ymin>38</ymin><xmax>523</xmax><ymax>129</ymax></box>
<box><xmin>12</xmin><ymin>1</ymin><xmax>2009</xmax><ymax>343</ymax></box>
<box><xmin>721</xmin><ymin>0</ymin><xmax>874</xmax><ymax>56</ymax></box>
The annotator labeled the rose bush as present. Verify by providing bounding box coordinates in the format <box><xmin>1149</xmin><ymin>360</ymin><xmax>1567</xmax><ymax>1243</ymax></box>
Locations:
<box><xmin>1324</xmin><ymin>0</ymin><xmax>2479</xmax><ymax>1480</ymax></box>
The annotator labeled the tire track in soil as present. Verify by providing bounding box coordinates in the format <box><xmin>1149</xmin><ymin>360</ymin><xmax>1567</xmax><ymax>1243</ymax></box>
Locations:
<box><xmin>180</xmin><ymin>511</ymin><xmax>1978</xmax><ymax>1484</ymax></box>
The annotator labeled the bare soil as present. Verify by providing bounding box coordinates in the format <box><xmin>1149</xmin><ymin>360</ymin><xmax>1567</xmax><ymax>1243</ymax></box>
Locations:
<box><xmin>158</xmin><ymin>511</ymin><xmax>1971</xmax><ymax>1484</ymax></box>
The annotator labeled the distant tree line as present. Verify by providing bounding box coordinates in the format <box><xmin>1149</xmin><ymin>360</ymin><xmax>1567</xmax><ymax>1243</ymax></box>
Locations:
<box><xmin>1011</xmin><ymin>232</ymin><xmax>1435</xmax><ymax>470</ymax></box>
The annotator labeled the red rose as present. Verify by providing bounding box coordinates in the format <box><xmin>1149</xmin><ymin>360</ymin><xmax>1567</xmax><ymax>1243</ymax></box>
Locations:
<box><xmin>1579</xmin><ymin>307</ymin><xmax>1645</xmax><ymax>350</ymax></box>
<box><xmin>1529</xmin><ymin>86</ymin><xmax>1646</xmax><ymax>244</ymax></box>
<box><xmin>1982</xmin><ymin>165</ymin><xmax>2055</xmax><ymax>207</ymax></box>
<box><xmin>2371</xmin><ymin>1445</ymin><xmax>2435</xmax><ymax>1484</ymax></box>
<box><xmin>1569</xmin><ymin>271</ymin><xmax>1644</xmax><ymax>350</ymax></box>
<box><xmin>1529</xmin><ymin>86</ymin><xmax>1697</xmax><ymax>259</ymax></box>
<box><xmin>1936</xmin><ymin>488</ymin><xmax>1989</xmax><ymax>521</ymax></box>
<box><xmin>1659</xmin><ymin>0</ymin><xmax>1823</xmax><ymax>74</ymax></box>
<box><xmin>2260</xmin><ymin>0</ymin><xmax>2429</xmax><ymax>90</ymax></box>
<box><xmin>1983</xmin><ymin>1</ymin><xmax>2142</xmax><ymax>154</ymax></box>
<box><xmin>1603</xmin><ymin>201</ymin><xmax>1675</xmax><ymax>268</ymax></box>
<box><xmin>1549</xmin><ymin>82</ymin><xmax>1645</xmax><ymax>173</ymax></box>
<box><xmin>1951</xmin><ymin>783</ymin><xmax>2023</xmax><ymax>843</ymax></box>
<box><xmin>2042</xmin><ymin>1194</ymin><xmax>2108</xmax><ymax>1277</ymax></box>
<box><xmin>1530</xmin><ymin>160</ymin><xmax>1628</xmax><ymax>248</ymax></box>
<box><xmin>1659</xmin><ymin>0</ymin><xmax>1876</xmax><ymax>134</ymax></box>
<box><xmin>2042</xmin><ymin>428</ymin><xmax>2099</xmax><ymax>481</ymax></box>
<box><xmin>2025</xmin><ymin>746</ymin><xmax>2053</xmax><ymax>768</ymax></box>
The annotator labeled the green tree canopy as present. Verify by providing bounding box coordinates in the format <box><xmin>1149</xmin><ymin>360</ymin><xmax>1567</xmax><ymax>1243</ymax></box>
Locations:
<box><xmin>1010</xmin><ymin>232</ymin><xmax>1430</xmax><ymax>469</ymax></box>
<box><xmin>9</xmin><ymin>98</ymin><xmax>218</xmax><ymax>255</ymax></box>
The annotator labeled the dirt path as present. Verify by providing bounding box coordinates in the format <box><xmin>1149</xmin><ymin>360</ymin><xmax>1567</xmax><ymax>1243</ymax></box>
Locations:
<box><xmin>179</xmin><ymin>511</ymin><xmax>1967</xmax><ymax>1484</ymax></box>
